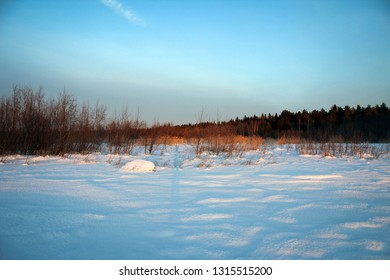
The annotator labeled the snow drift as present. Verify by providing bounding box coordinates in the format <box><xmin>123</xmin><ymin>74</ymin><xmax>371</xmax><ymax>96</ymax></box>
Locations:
<box><xmin>121</xmin><ymin>159</ymin><xmax>155</xmax><ymax>172</ymax></box>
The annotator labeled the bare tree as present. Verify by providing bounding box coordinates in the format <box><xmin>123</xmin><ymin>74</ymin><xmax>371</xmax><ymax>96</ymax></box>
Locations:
<box><xmin>53</xmin><ymin>91</ymin><xmax>77</xmax><ymax>155</ymax></box>
<box><xmin>142</xmin><ymin>119</ymin><xmax>160</xmax><ymax>155</ymax></box>
<box><xmin>194</xmin><ymin>108</ymin><xmax>207</xmax><ymax>157</ymax></box>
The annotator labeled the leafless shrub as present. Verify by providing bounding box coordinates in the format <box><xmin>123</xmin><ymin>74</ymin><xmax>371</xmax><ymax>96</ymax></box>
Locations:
<box><xmin>197</xmin><ymin>159</ymin><xmax>212</xmax><ymax>169</ymax></box>
<box><xmin>107</xmin><ymin>107</ymin><xmax>144</xmax><ymax>155</ymax></box>
<box><xmin>194</xmin><ymin>109</ymin><xmax>207</xmax><ymax>157</ymax></box>
<box><xmin>142</xmin><ymin>121</ymin><xmax>161</xmax><ymax>155</ymax></box>
<box><xmin>296</xmin><ymin>140</ymin><xmax>389</xmax><ymax>159</ymax></box>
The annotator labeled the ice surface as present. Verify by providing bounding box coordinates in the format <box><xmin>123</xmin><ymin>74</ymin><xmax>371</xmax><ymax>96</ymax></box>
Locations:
<box><xmin>0</xmin><ymin>144</ymin><xmax>389</xmax><ymax>259</ymax></box>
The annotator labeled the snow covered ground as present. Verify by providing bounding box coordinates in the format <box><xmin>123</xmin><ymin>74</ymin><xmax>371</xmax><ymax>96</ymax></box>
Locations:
<box><xmin>1</xmin><ymin>144</ymin><xmax>389</xmax><ymax>259</ymax></box>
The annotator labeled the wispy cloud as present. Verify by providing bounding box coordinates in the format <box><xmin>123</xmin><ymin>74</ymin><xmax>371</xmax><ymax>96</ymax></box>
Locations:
<box><xmin>101</xmin><ymin>0</ymin><xmax>146</xmax><ymax>26</ymax></box>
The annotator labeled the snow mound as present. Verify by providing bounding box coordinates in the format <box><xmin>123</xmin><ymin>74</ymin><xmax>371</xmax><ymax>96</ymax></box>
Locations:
<box><xmin>121</xmin><ymin>160</ymin><xmax>156</xmax><ymax>172</ymax></box>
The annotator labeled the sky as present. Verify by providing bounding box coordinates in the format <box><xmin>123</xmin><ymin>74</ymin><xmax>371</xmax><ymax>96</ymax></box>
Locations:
<box><xmin>1</xmin><ymin>0</ymin><xmax>390</xmax><ymax>124</ymax></box>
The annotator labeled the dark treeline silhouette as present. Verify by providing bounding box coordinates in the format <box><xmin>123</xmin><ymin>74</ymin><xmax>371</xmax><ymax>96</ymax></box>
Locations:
<box><xmin>162</xmin><ymin>104</ymin><xmax>390</xmax><ymax>144</ymax></box>
<box><xmin>192</xmin><ymin>103</ymin><xmax>390</xmax><ymax>142</ymax></box>
<box><xmin>1</xmin><ymin>86</ymin><xmax>389</xmax><ymax>155</ymax></box>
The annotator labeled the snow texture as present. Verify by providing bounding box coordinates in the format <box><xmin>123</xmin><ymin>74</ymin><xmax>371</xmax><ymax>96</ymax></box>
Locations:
<box><xmin>0</xmin><ymin>144</ymin><xmax>389</xmax><ymax>259</ymax></box>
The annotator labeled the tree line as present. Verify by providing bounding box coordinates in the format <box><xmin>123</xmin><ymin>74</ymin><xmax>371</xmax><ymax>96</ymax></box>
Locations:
<box><xmin>0</xmin><ymin>86</ymin><xmax>389</xmax><ymax>156</ymax></box>
<box><xmin>203</xmin><ymin>103</ymin><xmax>390</xmax><ymax>142</ymax></box>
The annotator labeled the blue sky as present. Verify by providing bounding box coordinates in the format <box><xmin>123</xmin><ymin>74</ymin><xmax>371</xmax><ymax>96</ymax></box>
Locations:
<box><xmin>1</xmin><ymin>0</ymin><xmax>390</xmax><ymax>124</ymax></box>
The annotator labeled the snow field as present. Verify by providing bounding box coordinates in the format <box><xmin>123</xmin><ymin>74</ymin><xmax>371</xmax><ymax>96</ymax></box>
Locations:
<box><xmin>0</xmin><ymin>144</ymin><xmax>389</xmax><ymax>259</ymax></box>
